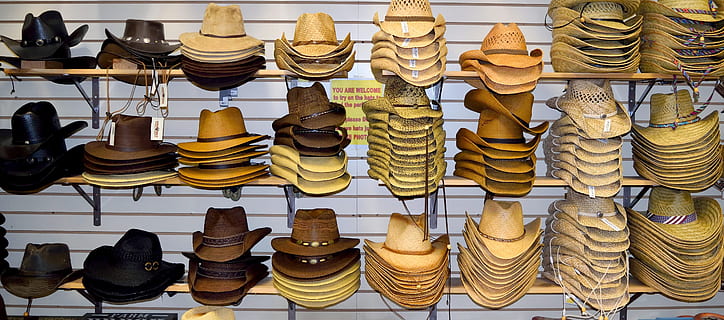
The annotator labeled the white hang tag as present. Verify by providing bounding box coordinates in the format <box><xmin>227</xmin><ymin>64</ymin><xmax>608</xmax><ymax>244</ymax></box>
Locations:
<box><xmin>412</xmin><ymin>70</ymin><xmax>419</xmax><ymax>79</ymax></box>
<box><xmin>150</xmin><ymin>68</ymin><xmax>159</xmax><ymax>96</ymax></box>
<box><xmin>402</xmin><ymin>38</ymin><xmax>411</xmax><ymax>47</ymax></box>
<box><xmin>409</xmin><ymin>59</ymin><xmax>417</xmax><ymax>68</ymax></box>
<box><xmin>588</xmin><ymin>186</ymin><xmax>596</xmax><ymax>198</ymax></box>
<box><xmin>401</xmin><ymin>21</ymin><xmax>409</xmax><ymax>34</ymax></box>
<box><xmin>601</xmin><ymin>218</ymin><xmax>622</xmax><ymax>232</ymax></box>
<box><xmin>151</xmin><ymin>117</ymin><xmax>164</xmax><ymax>141</ymax></box>
<box><xmin>411</xmin><ymin>47</ymin><xmax>419</xmax><ymax>59</ymax></box>
<box><xmin>603</xmin><ymin>118</ymin><xmax>612</xmax><ymax>133</ymax></box>
<box><xmin>158</xmin><ymin>83</ymin><xmax>169</xmax><ymax>111</ymax></box>
<box><xmin>109</xmin><ymin>122</ymin><xmax>116</xmax><ymax>146</ymax></box>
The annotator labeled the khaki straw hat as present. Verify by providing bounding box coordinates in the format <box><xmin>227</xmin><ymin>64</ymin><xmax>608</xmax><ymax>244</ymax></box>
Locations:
<box><xmin>371</xmin><ymin>24</ymin><xmax>446</xmax><ymax>49</ymax></box>
<box><xmin>639</xmin><ymin>0</ymin><xmax>724</xmax><ymax>22</ymax></box>
<box><xmin>548</xmin><ymin>0</ymin><xmax>640</xmax><ymax>18</ymax></box>
<box><xmin>551</xmin><ymin>20</ymin><xmax>641</xmax><ymax>40</ymax></box>
<box><xmin>371</xmin><ymin>56</ymin><xmax>446</xmax><ymax>87</ymax></box>
<box><xmin>553</xmin><ymin>191</ymin><xmax>627</xmax><ymax>231</ymax></box>
<box><xmin>179</xmin><ymin>3</ymin><xmax>263</xmax><ymax>52</ymax></box>
<box><xmin>372</xmin><ymin>38</ymin><xmax>447</xmax><ymax>60</ymax></box>
<box><xmin>553</xmin><ymin>34</ymin><xmax>640</xmax><ymax>52</ymax></box>
<box><xmin>274</xmin><ymin>49</ymin><xmax>356</xmax><ymax>79</ymax></box>
<box><xmin>373</xmin><ymin>0</ymin><xmax>443</xmax><ymax>38</ymax></box>
<box><xmin>549</xmin><ymin>4</ymin><xmax>644</xmax><ymax>31</ymax></box>
<box><xmin>472</xmin><ymin>200</ymin><xmax>541</xmax><ymax>259</ymax></box>
<box><xmin>371</xmin><ymin>45</ymin><xmax>448</xmax><ymax>71</ymax></box>
<box><xmin>642</xmin><ymin>12</ymin><xmax>724</xmax><ymax>35</ymax></box>
<box><xmin>459</xmin><ymin>23</ymin><xmax>543</xmax><ymax>68</ymax></box>
<box><xmin>280</xmin><ymin>13</ymin><xmax>353</xmax><ymax>57</ymax></box>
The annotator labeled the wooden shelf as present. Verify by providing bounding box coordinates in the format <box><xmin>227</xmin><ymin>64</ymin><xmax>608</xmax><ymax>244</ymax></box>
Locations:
<box><xmin>55</xmin><ymin>175</ymin><xmax>290</xmax><ymax>187</ymax></box>
<box><xmin>2</xmin><ymin>68</ymin><xmax>346</xmax><ymax>79</ymax></box>
<box><xmin>382</xmin><ymin>70</ymin><xmax>718</xmax><ymax>81</ymax></box>
<box><xmin>442</xmin><ymin>176</ymin><xmax>656</xmax><ymax>187</ymax></box>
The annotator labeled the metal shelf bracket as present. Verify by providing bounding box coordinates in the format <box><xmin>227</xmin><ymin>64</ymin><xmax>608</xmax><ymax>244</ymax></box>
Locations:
<box><xmin>284</xmin><ymin>185</ymin><xmax>302</xmax><ymax>227</ymax></box>
<box><xmin>71</xmin><ymin>77</ymin><xmax>100</xmax><ymax>129</ymax></box>
<box><xmin>71</xmin><ymin>184</ymin><xmax>101</xmax><ymax>226</ymax></box>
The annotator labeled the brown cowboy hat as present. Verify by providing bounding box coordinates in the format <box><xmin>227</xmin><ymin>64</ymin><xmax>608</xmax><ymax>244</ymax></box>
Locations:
<box><xmin>271</xmin><ymin>208</ymin><xmax>359</xmax><ymax>256</ymax></box>
<box><xmin>84</xmin><ymin>114</ymin><xmax>176</xmax><ymax>161</ymax></box>
<box><xmin>192</xmin><ymin>207</ymin><xmax>272</xmax><ymax>262</ymax></box>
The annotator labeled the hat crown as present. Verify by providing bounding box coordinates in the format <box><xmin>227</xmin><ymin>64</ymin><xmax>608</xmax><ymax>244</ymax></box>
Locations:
<box><xmin>183</xmin><ymin>306</ymin><xmax>235</xmax><ymax>320</ymax></box>
<box><xmin>648</xmin><ymin>90</ymin><xmax>698</xmax><ymax>126</ymax></box>
<box><xmin>20</xmin><ymin>11</ymin><xmax>67</xmax><ymax>48</ymax></box>
<box><xmin>292</xmin><ymin>13</ymin><xmax>339</xmax><ymax>46</ymax></box>
<box><xmin>107</xmin><ymin>114</ymin><xmax>161</xmax><ymax>151</ymax></box>
<box><xmin>112</xmin><ymin>229</ymin><xmax>163</xmax><ymax>263</ymax></box>
<box><xmin>478</xmin><ymin>200</ymin><xmax>525</xmax><ymax>241</ymax></box>
<box><xmin>196</xmin><ymin>107</ymin><xmax>250</xmax><ymax>142</ymax></box>
<box><xmin>11</xmin><ymin>101</ymin><xmax>63</xmax><ymax>146</ymax></box>
<box><xmin>560</xmin><ymin>79</ymin><xmax>619</xmax><ymax>115</ymax></box>
<box><xmin>474</xmin><ymin>92</ymin><xmax>533</xmax><ymax>140</ymax></box>
<box><xmin>385</xmin><ymin>0</ymin><xmax>434</xmax><ymax>18</ymax></box>
<box><xmin>120</xmin><ymin>19</ymin><xmax>169</xmax><ymax>44</ymax></box>
<box><xmin>576</xmin><ymin>2</ymin><xmax>624</xmax><ymax>20</ymax></box>
<box><xmin>287</xmin><ymin>82</ymin><xmax>332</xmax><ymax>118</ymax></box>
<box><xmin>200</xmin><ymin>3</ymin><xmax>246</xmax><ymax>37</ymax></box>
<box><xmin>383</xmin><ymin>213</ymin><xmax>433</xmax><ymax>254</ymax></box>
<box><xmin>203</xmin><ymin>207</ymin><xmax>251</xmax><ymax>236</ymax></box>
<box><xmin>290</xmin><ymin>208</ymin><xmax>342</xmax><ymax>243</ymax></box>
<box><xmin>384</xmin><ymin>76</ymin><xmax>431</xmax><ymax>107</ymax></box>
<box><xmin>480</xmin><ymin>23</ymin><xmax>529</xmax><ymax>55</ymax></box>
<box><xmin>647</xmin><ymin>187</ymin><xmax>696</xmax><ymax>218</ymax></box>
<box><xmin>19</xmin><ymin>243</ymin><xmax>72</xmax><ymax>275</ymax></box>
<box><xmin>566</xmin><ymin>190</ymin><xmax>617</xmax><ymax>214</ymax></box>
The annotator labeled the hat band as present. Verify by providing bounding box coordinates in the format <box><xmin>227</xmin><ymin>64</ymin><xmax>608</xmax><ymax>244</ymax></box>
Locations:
<box><xmin>479</xmin><ymin>230</ymin><xmax>526</xmax><ymax>243</ymax></box>
<box><xmin>675</xmin><ymin>48</ymin><xmax>724</xmax><ymax>56</ymax></box>
<box><xmin>384</xmin><ymin>15</ymin><xmax>436</xmax><ymax>22</ymax></box>
<box><xmin>202</xmin><ymin>233</ymin><xmax>247</xmax><ymax>248</ymax></box>
<box><xmin>382</xmin><ymin>243</ymin><xmax>434</xmax><ymax>255</ymax></box>
<box><xmin>577</xmin><ymin>210</ymin><xmax>617</xmax><ymax>218</ymax></box>
<box><xmin>645</xmin><ymin>210</ymin><xmax>697</xmax><ymax>225</ymax></box>
<box><xmin>648</xmin><ymin>116</ymin><xmax>700</xmax><ymax>128</ymax></box>
<box><xmin>114</xmin><ymin>250</ymin><xmax>156</xmax><ymax>262</ymax></box>
<box><xmin>294</xmin><ymin>254</ymin><xmax>332</xmax><ymax>265</ymax></box>
<box><xmin>293</xmin><ymin>40</ymin><xmax>340</xmax><ymax>46</ymax></box>
<box><xmin>482</xmin><ymin>48</ymin><xmax>529</xmax><ymax>56</ymax></box>
<box><xmin>197</xmin><ymin>265</ymin><xmax>247</xmax><ymax>279</ymax></box>
<box><xmin>672</xmin><ymin>7</ymin><xmax>717</xmax><ymax>17</ymax></box>
<box><xmin>582</xmin><ymin>110</ymin><xmax>618</xmax><ymax>119</ymax></box>
<box><xmin>196</xmin><ymin>132</ymin><xmax>252</xmax><ymax>143</ymax></box>
<box><xmin>17</xmin><ymin>267</ymin><xmax>73</xmax><ymax>277</ymax></box>
<box><xmin>21</xmin><ymin>35</ymin><xmax>62</xmax><ymax>48</ymax></box>
<box><xmin>299</xmin><ymin>105</ymin><xmax>344</xmax><ymax>122</ymax></box>
<box><xmin>199</xmin><ymin>31</ymin><xmax>246</xmax><ymax>38</ymax></box>
<box><xmin>481</xmin><ymin>137</ymin><xmax>526</xmax><ymax>144</ymax></box>
<box><xmin>292</xmin><ymin>237</ymin><xmax>336</xmax><ymax>248</ymax></box>
<box><xmin>197</xmin><ymin>161</ymin><xmax>251</xmax><ymax>169</ymax></box>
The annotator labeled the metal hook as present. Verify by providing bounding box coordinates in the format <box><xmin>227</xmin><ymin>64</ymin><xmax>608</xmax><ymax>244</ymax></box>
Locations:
<box><xmin>132</xmin><ymin>186</ymin><xmax>143</xmax><ymax>201</ymax></box>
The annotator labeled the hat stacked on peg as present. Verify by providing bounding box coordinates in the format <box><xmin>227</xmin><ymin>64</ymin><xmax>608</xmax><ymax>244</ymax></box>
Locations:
<box><xmin>271</xmin><ymin>208</ymin><xmax>360</xmax><ymax>309</ymax></box>
<box><xmin>1</xmin><ymin>243</ymin><xmax>81</xmax><ymax>299</ymax></box>
<box><xmin>457</xmin><ymin>200</ymin><xmax>542</xmax><ymax>309</ymax></box>
<box><xmin>547</xmin><ymin>0</ymin><xmax>642</xmax><ymax>72</ymax></box>
<box><xmin>271</xmin><ymin>82</ymin><xmax>351</xmax><ymax>195</ymax></box>
<box><xmin>82</xmin><ymin>114</ymin><xmax>178</xmax><ymax>187</ymax></box>
<box><xmin>362</xmin><ymin>76</ymin><xmax>446</xmax><ymax>198</ymax></box>
<box><xmin>639</xmin><ymin>0</ymin><xmax>724</xmax><ymax>77</ymax></box>
<box><xmin>274</xmin><ymin>13</ymin><xmax>355</xmax><ymax>79</ymax></box>
<box><xmin>364</xmin><ymin>213</ymin><xmax>450</xmax><ymax>309</ymax></box>
<box><xmin>631</xmin><ymin>89</ymin><xmax>723</xmax><ymax>191</ymax></box>
<box><xmin>627</xmin><ymin>186</ymin><xmax>723</xmax><ymax>302</ymax></box>
<box><xmin>454</xmin><ymin>86</ymin><xmax>548</xmax><ymax>196</ymax></box>
<box><xmin>179</xmin><ymin>3</ymin><xmax>266</xmax><ymax>90</ymax></box>
<box><xmin>370</xmin><ymin>0</ymin><xmax>447</xmax><ymax>87</ymax></box>
<box><xmin>542</xmin><ymin>190</ymin><xmax>631</xmax><ymax>314</ymax></box>
<box><xmin>459</xmin><ymin>23</ymin><xmax>544</xmax><ymax>94</ymax></box>
<box><xmin>177</xmin><ymin>107</ymin><xmax>270</xmax><ymax>188</ymax></box>
<box><xmin>186</xmin><ymin>207</ymin><xmax>271</xmax><ymax>306</ymax></box>
<box><xmin>543</xmin><ymin>79</ymin><xmax>632</xmax><ymax>198</ymax></box>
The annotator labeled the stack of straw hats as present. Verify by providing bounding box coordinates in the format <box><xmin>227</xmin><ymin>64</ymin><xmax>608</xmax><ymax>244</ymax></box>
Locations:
<box><xmin>459</xmin><ymin>23</ymin><xmax>544</xmax><ymax>94</ymax></box>
<box><xmin>547</xmin><ymin>0</ymin><xmax>642</xmax><ymax>73</ymax></box>
<box><xmin>179</xmin><ymin>3</ymin><xmax>266</xmax><ymax>90</ymax></box>
<box><xmin>177</xmin><ymin>107</ymin><xmax>270</xmax><ymax>188</ymax></box>
<box><xmin>631</xmin><ymin>89</ymin><xmax>723</xmax><ymax>191</ymax></box>
<box><xmin>364</xmin><ymin>213</ymin><xmax>450</xmax><ymax>309</ymax></box>
<box><xmin>627</xmin><ymin>186</ymin><xmax>723</xmax><ymax>302</ymax></box>
<box><xmin>274</xmin><ymin>13</ymin><xmax>355</xmax><ymax>79</ymax></box>
<box><xmin>454</xmin><ymin>86</ymin><xmax>548</xmax><ymax>196</ymax></box>
<box><xmin>186</xmin><ymin>207</ymin><xmax>271</xmax><ymax>305</ymax></box>
<box><xmin>543</xmin><ymin>190</ymin><xmax>631</xmax><ymax>314</ymax></box>
<box><xmin>543</xmin><ymin>79</ymin><xmax>631</xmax><ymax>198</ymax></box>
<box><xmin>370</xmin><ymin>0</ymin><xmax>447</xmax><ymax>87</ymax></box>
<box><xmin>457</xmin><ymin>200</ymin><xmax>542</xmax><ymax>309</ymax></box>
<box><xmin>362</xmin><ymin>76</ymin><xmax>446</xmax><ymax>198</ymax></box>
<box><xmin>271</xmin><ymin>208</ymin><xmax>361</xmax><ymax>309</ymax></box>
<box><xmin>83</xmin><ymin>114</ymin><xmax>178</xmax><ymax>187</ymax></box>
<box><xmin>640</xmin><ymin>0</ymin><xmax>724</xmax><ymax>76</ymax></box>
<box><xmin>271</xmin><ymin>82</ymin><xmax>351</xmax><ymax>195</ymax></box>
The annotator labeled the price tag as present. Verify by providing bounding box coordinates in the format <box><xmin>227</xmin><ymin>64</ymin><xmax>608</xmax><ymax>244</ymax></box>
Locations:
<box><xmin>108</xmin><ymin>122</ymin><xmax>116</xmax><ymax>146</ymax></box>
<box><xmin>411</xmin><ymin>47</ymin><xmax>419</xmax><ymax>59</ymax></box>
<box><xmin>601</xmin><ymin>218</ymin><xmax>622</xmax><ymax>231</ymax></box>
<box><xmin>158</xmin><ymin>83</ymin><xmax>168</xmax><ymax>110</ymax></box>
<box><xmin>409</xmin><ymin>59</ymin><xmax>417</xmax><ymax>68</ymax></box>
<box><xmin>412</xmin><ymin>70</ymin><xmax>419</xmax><ymax>79</ymax></box>
<box><xmin>402</xmin><ymin>38</ymin><xmax>411</xmax><ymax>47</ymax></box>
<box><xmin>151</xmin><ymin>117</ymin><xmax>164</xmax><ymax>141</ymax></box>
<box><xmin>588</xmin><ymin>186</ymin><xmax>596</xmax><ymax>198</ymax></box>
<box><xmin>401</xmin><ymin>21</ymin><xmax>409</xmax><ymax>34</ymax></box>
<box><xmin>603</xmin><ymin>118</ymin><xmax>612</xmax><ymax>133</ymax></box>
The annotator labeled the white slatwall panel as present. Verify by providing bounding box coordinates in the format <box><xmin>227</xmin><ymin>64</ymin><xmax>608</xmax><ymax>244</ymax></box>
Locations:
<box><xmin>0</xmin><ymin>0</ymin><xmax>723</xmax><ymax>318</ymax></box>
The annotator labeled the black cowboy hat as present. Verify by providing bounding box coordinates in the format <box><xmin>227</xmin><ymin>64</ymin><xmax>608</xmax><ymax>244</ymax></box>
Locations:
<box><xmin>0</xmin><ymin>10</ymin><xmax>88</xmax><ymax>60</ymax></box>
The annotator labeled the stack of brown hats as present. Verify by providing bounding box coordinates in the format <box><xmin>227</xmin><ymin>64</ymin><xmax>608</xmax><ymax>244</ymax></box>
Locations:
<box><xmin>274</xmin><ymin>13</ymin><xmax>355</xmax><ymax>79</ymax></box>
<box><xmin>640</xmin><ymin>0</ymin><xmax>724</xmax><ymax>76</ymax></box>
<box><xmin>362</xmin><ymin>76</ymin><xmax>446</xmax><ymax>198</ymax></box>
<box><xmin>543</xmin><ymin>190</ymin><xmax>630</xmax><ymax>314</ymax></box>
<box><xmin>179</xmin><ymin>3</ymin><xmax>265</xmax><ymax>90</ymax></box>
<box><xmin>627</xmin><ymin>186</ymin><xmax>723</xmax><ymax>302</ymax></box>
<box><xmin>544</xmin><ymin>79</ymin><xmax>631</xmax><ymax>198</ymax></box>
<box><xmin>631</xmin><ymin>89</ymin><xmax>723</xmax><ymax>191</ymax></box>
<box><xmin>454</xmin><ymin>86</ymin><xmax>548</xmax><ymax>196</ymax></box>
<box><xmin>458</xmin><ymin>200</ymin><xmax>542</xmax><ymax>309</ymax></box>
<box><xmin>548</xmin><ymin>0</ymin><xmax>642</xmax><ymax>73</ymax></box>
<box><xmin>271</xmin><ymin>83</ymin><xmax>351</xmax><ymax>195</ymax></box>
<box><xmin>82</xmin><ymin>114</ymin><xmax>178</xmax><ymax>187</ymax></box>
<box><xmin>371</xmin><ymin>0</ymin><xmax>447</xmax><ymax>87</ymax></box>
<box><xmin>271</xmin><ymin>208</ymin><xmax>360</xmax><ymax>309</ymax></box>
<box><xmin>177</xmin><ymin>107</ymin><xmax>270</xmax><ymax>188</ymax></box>
<box><xmin>459</xmin><ymin>23</ymin><xmax>544</xmax><ymax>94</ymax></box>
<box><xmin>186</xmin><ymin>207</ymin><xmax>271</xmax><ymax>306</ymax></box>
<box><xmin>364</xmin><ymin>213</ymin><xmax>450</xmax><ymax>309</ymax></box>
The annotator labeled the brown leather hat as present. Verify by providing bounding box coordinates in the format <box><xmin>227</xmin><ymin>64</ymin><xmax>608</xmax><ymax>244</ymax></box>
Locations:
<box><xmin>272</xmin><ymin>208</ymin><xmax>358</xmax><ymax>256</ymax></box>
<box><xmin>84</xmin><ymin>114</ymin><xmax>177</xmax><ymax>161</ymax></box>
<box><xmin>192</xmin><ymin>207</ymin><xmax>272</xmax><ymax>262</ymax></box>
<box><xmin>1</xmin><ymin>243</ymin><xmax>82</xmax><ymax>299</ymax></box>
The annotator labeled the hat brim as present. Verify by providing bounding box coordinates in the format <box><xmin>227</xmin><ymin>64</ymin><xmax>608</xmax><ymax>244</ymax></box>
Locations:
<box><xmin>105</xmin><ymin>29</ymin><xmax>181</xmax><ymax>55</ymax></box>
<box><xmin>0</xmin><ymin>120</ymin><xmax>87</xmax><ymax>161</ymax></box>
<box><xmin>271</xmin><ymin>248</ymin><xmax>360</xmax><ymax>279</ymax></box>
<box><xmin>192</xmin><ymin>226</ymin><xmax>272</xmax><ymax>262</ymax></box>
<box><xmin>178</xmin><ymin>134</ymin><xmax>268</xmax><ymax>153</ymax></box>
<box><xmin>1</xmin><ymin>268</ymin><xmax>82</xmax><ymax>299</ymax></box>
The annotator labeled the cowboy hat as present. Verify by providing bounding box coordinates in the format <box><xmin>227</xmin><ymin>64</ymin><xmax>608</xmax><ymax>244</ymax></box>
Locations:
<box><xmin>373</xmin><ymin>0</ymin><xmax>443</xmax><ymax>38</ymax></box>
<box><xmin>179</xmin><ymin>107</ymin><xmax>268</xmax><ymax>153</ymax></box>
<box><xmin>193</xmin><ymin>207</ymin><xmax>272</xmax><ymax>262</ymax></box>
<box><xmin>0</xmin><ymin>10</ymin><xmax>89</xmax><ymax>60</ymax></box>
<box><xmin>84</xmin><ymin>114</ymin><xmax>177</xmax><ymax>161</ymax></box>
<box><xmin>1</xmin><ymin>243</ymin><xmax>82</xmax><ymax>299</ymax></box>
<box><xmin>272</xmin><ymin>248</ymin><xmax>360</xmax><ymax>279</ymax></box>
<box><xmin>460</xmin><ymin>23</ymin><xmax>543</xmax><ymax>69</ymax></box>
<box><xmin>271</xmin><ymin>164</ymin><xmax>351</xmax><ymax>195</ymax></box>
<box><xmin>183</xmin><ymin>306</ymin><xmax>235</xmax><ymax>320</ymax></box>
<box><xmin>272</xmin><ymin>208</ymin><xmax>358</xmax><ymax>256</ymax></box>
<box><xmin>639</xmin><ymin>0</ymin><xmax>724</xmax><ymax>22</ymax></box>
<box><xmin>105</xmin><ymin>19</ymin><xmax>180</xmax><ymax>56</ymax></box>
<box><xmin>81</xmin><ymin>170</ymin><xmax>177</xmax><ymax>187</ymax></box>
<box><xmin>276</xmin><ymin>12</ymin><xmax>353</xmax><ymax>58</ymax></box>
<box><xmin>179</xmin><ymin>4</ymin><xmax>263</xmax><ymax>53</ymax></box>
<box><xmin>272</xmin><ymin>82</ymin><xmax>346</xmax><ymax>130</ymax></box>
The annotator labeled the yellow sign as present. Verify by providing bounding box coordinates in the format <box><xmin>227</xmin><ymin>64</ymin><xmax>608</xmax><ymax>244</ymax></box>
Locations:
<box><xmin>331</xmin><ymin>79</ymin><xmax>384</xmax><ymax>145</ymax></box>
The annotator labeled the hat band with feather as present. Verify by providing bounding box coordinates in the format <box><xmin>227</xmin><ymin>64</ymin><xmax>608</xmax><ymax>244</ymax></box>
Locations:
<box><xmin>645</xmin><ymin>211</ymin><xmax>698</xmax><ymax>224</ymax></box>
<box><xmin>202</xmin><ymin>233</ymin><xmax>248</xmax><ymax>248</ymax></box>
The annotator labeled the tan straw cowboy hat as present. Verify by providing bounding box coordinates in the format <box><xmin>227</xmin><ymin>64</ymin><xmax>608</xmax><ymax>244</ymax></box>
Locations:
<box><xmin>373</xmin><ymin>0</ymin><xmax>444</xmax><ymax>38</ymax></box>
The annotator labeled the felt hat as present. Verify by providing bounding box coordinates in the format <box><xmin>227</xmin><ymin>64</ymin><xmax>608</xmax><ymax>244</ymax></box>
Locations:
<box><xmin>273</xmin><ymin>261</ymin><xmax>360</xmax><ymax>309</ymax></box>
<box><xmin>183</xmin><ymin>306</ymin><xmax>235</xmax><ymax>320</ymax></box>
<box><xmin>179</xmin><ymin>107</ymin><xmax>268</xmax><ymax>153</ymax></box>
<box><xmin>82</xmin><ymin>229</ymin><xmax>185</xmax><ymax>302</ymax></box>
<box><xmin>1</xmin><ymin>243</ymin><xmax>82</xmax><ymax>299</ymax></box>
<box><xmin>179</xmin><ymin>3</ymin><xmax>264</xmax><ymax>53</ymax></box>
<box><xmin>96</xmin><ymin>39</ymin><xmax>181</xmax><ymax>86</ymax></box>
<box><xmin>193</xmin><ymin>207</ymin><xmax>272</xmax><ymax>262</ymax></box>
<box><xmin>373</xmin><ymin>0</ymin><xmax>443</xmax><ymax>38</ymax></box>
<box><xmin>181</xmin><ymin>56</ymin><xmax>265</xmax><ymax>90</ymax></box>
<box><xmin>272</xmin><ymin>208</ymin><xmax>359</xmax><ymax>256</ymax></box>
<box><xmin>269</xmin><ymin>145</ymin><xmax>347</xmax><ymax>173</ymax></box>
<box><xmin>81</xmin><ymin>170</ymin><xmax>177</xmax><ymax>187</ymax></box>
<box><xmin>84</xmin><ymin>114</ymin><xmax>177</xmax><ymax>161</ymax></box>
<box><xmin>105</xmin><ymin>19</ymin><xmax>180</xmax><ymax>56</ymax></box>
<box><xmin>0</xmin><ymin>144</ymin><xmax>85</xmax><ymax>194</ymax></box>
<box><xmin>270</xmin><ymin>163</ymin><xmax>351</xmax><ymax>195</ymax></box>
<box><xmin>270</xmin><ymin>154</ymin><xmax>346</xmax><ymax>181</ymax></box>
<box><xmin>0</xmin><ymin>10</ymin><xmax>89</xmax><ymax>60</ymax></box>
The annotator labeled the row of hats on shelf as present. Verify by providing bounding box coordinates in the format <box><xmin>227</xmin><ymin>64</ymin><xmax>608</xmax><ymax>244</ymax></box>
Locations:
<box><xmin>2</xmin><ymin>187</ymin><xmax>721</xmax><ymax>312</ymax></box>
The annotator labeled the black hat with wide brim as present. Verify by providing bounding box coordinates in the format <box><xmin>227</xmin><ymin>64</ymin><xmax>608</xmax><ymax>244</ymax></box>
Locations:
<box><xmin>0</xmin><ymin>144</ymin><xmax>86</xmax><ymax>194</ymax></box>
<box><xmin>0</xmin><ymin>11</ymin><xmax>88</xmax><ymax>60</ymax></box>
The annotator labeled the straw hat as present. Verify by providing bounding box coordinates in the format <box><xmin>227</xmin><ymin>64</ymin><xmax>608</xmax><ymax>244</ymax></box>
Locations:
<box><xmin>178</xmin><ymin>107</ymin><xmax>268</xmax><ymax>153</ymax></box>
<box><xmin>183</xmin><ymin>306</ymin><xmax>235</xmax><ymax>320</ymax></box>
<box><xmin>272</xmin><ymin>208</ymin><xmax>359</xmax><ymax>256</ymax></box>
<box><xmin>272</xmin><ymin>82</ymin><xmax>346</xmax><ymax>130</ymax></box>
<box><xmin>274</xmin><ymin>49</ymin><xmax>355</xmax><ymax>79</ymax></box>
<box><xmin>472</xmin><ymin>200</ymin><xmax>541</xmax><ymax>259</ymax></box>
<box><xmin>549</xmin><ymin>0</ymin><xmax>640</xmax><ymax>18</ymax></box>
<box><xmin>373</xmin><ymin>0</ymin><xmax>443</xmax><ymax>38</ymax></box>
<box><xmin>639</xmin><ymin>0</ymin><xmax>724</xmax><ymax>22</ymax></box>
<box><xmin>81</xmin><ymin>170</ymin><xmax>177</xmax><ymax>187</ymax></box>
<box><xmin>280</xmin><ymin>13</ymin><xmax>353</xmax><ymax>57</ymax></box>
<box><xmin>371</xmin><ymin>55</ymin><xmax>446</xmax><ymax>87</ymax></box>
<box><xmin>464</xmin><ymin>87</ymin><xmax>549</xmax><ymax>134</ymax></box>
<box><xmin>552</xmin><ymin>191</ymin><xmax>627</xmax><ymax>231</ymax></box>
<box><xmin>371</xmin><ymin>24</ymin><xmax>446</xmax><ymax>48</ymax></box>
<box><xmin>271</xmin><ymin>247</ymin><xmax>360</xmax><ymax>279</ymax></box>
<box><xmin>270</xmin><ymin>145</ymin><xmax>346</xmax><ymax>172</ymax></box>
<box><xmin>372</xmin><ymin>38</ymin><xmax>447</xmax><ymax>60</ymax></box>
<box><xmin>549</xmin><ymin>4</ymin><xmax>643</xmax><ymax>31</ymax></box>
<box><xmin>179</xmin><ymin>4</ymin><xmax>263</xmax><ymax>52</ymax></box>
<box><xmin>459</xmin><ymin>23</ymin><xmax>543</xmax><ymax>69</ymax></box>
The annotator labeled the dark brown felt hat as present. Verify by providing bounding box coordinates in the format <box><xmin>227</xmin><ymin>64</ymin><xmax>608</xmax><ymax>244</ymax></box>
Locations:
<box><xmin>84</xmin><ymin>114</ymin><xmax>176</xmax><ymax>161</ymax></box>
<box><xmin>187</xmin><ymin>257</ymin><xmax>269</xmax><ymax>293</ymax></box>
<box><xmin>1</xmin><ymin>243</ymin><xmax>82</xmax><ymax>299</ymax></box>
<box><xmin>273</xmin><ymin>135</ymin><xmax>350</xmax><ymax>156</ymax></box>
<box><xmin>272</xmin><ymin>82</ymin><xmax>346</xmax><ymax>130</ymax></box>
<box><xmin>275</xmin><ymin>126</ymin><xmax>349</xmax><ymax>149</ymax></box>
<box><xmin>272</xmin><ymin>208</ymin><xmax>359</xmax><ymax>256</ymax></box>
<box><xmin>272</xmin><ymin>247</ymin><xmax>360</xmax><ymax>279</ymax></box>
<box><xmin>193</xmin><ymin>206</ymin><xmax>272</xmax><ymax>262</ymax></box>
<box><xmin>189</xmin><ymin>265</ymin><xmax>268</xmax><ymax>306</ymax></box>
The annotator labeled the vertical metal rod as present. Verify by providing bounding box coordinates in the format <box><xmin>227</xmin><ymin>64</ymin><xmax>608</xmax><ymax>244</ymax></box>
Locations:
<box><xmin>429</xmin><ymin>303</ymin><xmax>437</xmax><ymax>320</ymax></box>
<box><xmin>92</xmin><ymin>77</ymin><xmax>99</xmax><ymax>129</ymax></box>
<box><xmin>429</xmin><ymin>189</ymin><xmax>438</xmax><ymax>229</ymax></box>
<box><xmin>287</xmin><ymin>300</ymin><xmax>296</xmax><ymax>320</ymax></box>
<box><xmin>93</xmin><ymin>186</ymin><xmax>101</xmax><ymax>226</ymax></box>
<box><xmin>284</xmin><ymin>185</ymin><xmax>296</xmax><ymax>228</ymax></box>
